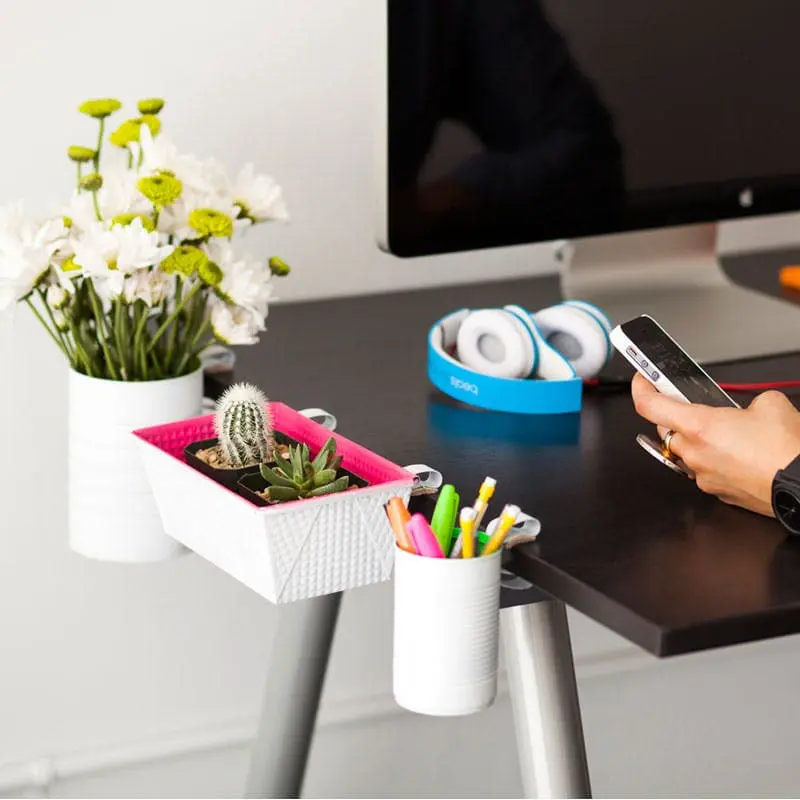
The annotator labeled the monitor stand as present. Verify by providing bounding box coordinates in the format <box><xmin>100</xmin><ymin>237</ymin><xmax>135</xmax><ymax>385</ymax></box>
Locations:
<box><xmin>558</xmin><ymin>222</ymin><xmax>800</xmax><ymax>365</ymax></box>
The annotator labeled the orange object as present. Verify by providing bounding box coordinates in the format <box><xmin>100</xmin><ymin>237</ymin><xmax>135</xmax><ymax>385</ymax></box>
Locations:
<box><xmin>779</xmin><ymin>266</ymin><xmax>800</xmax><ymax>291</ymax></box>
<box><xmin>385</xmin><ymin>497</ymin><xmax>415</xmax><ymax>553</ymax></box>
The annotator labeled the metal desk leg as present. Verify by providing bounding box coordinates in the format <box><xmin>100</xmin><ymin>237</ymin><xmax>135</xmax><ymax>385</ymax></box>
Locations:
<box><xmin>245</xmin><ymin>592</ymin><xmax>342</xmax><ymax>799</ymax></box>
<box><xmin>502</xmin><ymin>600</ymin><xmax>592</xmax><ymax>799</ymax></box>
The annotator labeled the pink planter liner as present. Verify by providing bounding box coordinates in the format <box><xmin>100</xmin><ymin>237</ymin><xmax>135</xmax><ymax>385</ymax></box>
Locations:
<box><xmin>133</xmin><ymin>402</ymin><xmax>414</xmax><ymax>603</ymax></box>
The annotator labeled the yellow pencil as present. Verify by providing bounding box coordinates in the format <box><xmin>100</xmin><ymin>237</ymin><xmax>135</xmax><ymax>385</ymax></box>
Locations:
<box><xmin>472</xmin><ymin>476</ymin><xmax>497</xmax><ymax>531</ymax></box>
<box><xmin>460</xmin><ymin>507</ymin><xmax>477</xmax><ymax>559</ymax></box>
<box><xmin>481</xmin><ymin>504</ymin><xmax>520</xmax><ymax>556</ymax></box>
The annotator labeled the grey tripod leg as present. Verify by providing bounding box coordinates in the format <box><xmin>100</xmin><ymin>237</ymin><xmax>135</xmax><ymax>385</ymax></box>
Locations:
<box><xmin>245</xmin><ymin>592</ymin><xmax>342</xmax><ymax>798</ymax></box>
<box><xmin>502</xmin><ymin>600</ymin><xmax>592</xmax><ymax>799</ymax></box>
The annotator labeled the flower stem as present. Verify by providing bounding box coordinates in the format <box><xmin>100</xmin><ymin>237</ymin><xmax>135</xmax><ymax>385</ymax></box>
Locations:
<box><xmin>113</xmin><ymin>299</ymin><xmax>129</xmax><ymax>380</ymax></box>
<box><xmin>67</xmin><ymin>316</ymin><xmax>95</xmax><ymax>377</ymax></box>
<box><xmin>152</xmin><ymin>206</ymin><xmax>160</xmax><ymax>229</ymax></box>
<box><xmin>175</xmin><ymin>317</ymin><xmax>211</xmax><ymax>375</ymax></box>
<box><xmin>25</xmin><ymin>296</ymin><xmax>68</xmax><ymax>359</ymax></box>
<box><xmin>134</xmin><ymin>303</ymin><xmax>149</xmax><ymax>380</ymax></box>
<box><xmin>147</xmin><ymin>281</ymin><xmax>202</xmax><ymax>353</ymax></box>
<box><xmin>37</xmin><ymin>287</ymin><xmax>75</xmax><ymax>365</ymax></box>
<box><xmin>76</xmin><ymin>163</ymin><xmax>82</xmax><ymax>192</ymax></box>
<box><xmin>91</xmin><ymin>189</ymin><xmax>102</xmax><ymax>221</ymax></box>
<box><xmin>127</xmin><ymin>149</ymin><xmax>133</xmax><ymax>170</ymax></box>
<box><xmin>87</xmin><ymin>281</ymin><xmax>119</xmax><ymax>380</ymax></box>
<box><xmin>164</xmin><ymin>276</ymin><xmax>182</xmax><ymax>373</ymax></box>
<box><xmin>94</xmin><ymin>118</ymin><xmax>105</xmax><ymax>173</ymax></box>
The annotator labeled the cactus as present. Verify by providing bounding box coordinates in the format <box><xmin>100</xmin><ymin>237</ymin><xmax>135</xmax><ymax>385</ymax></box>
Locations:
<box><xmin>214</xmin><ymin>382</ymin><xmax>272</xmax><ymax>468</ymax></box>
<box><xmin>259</xmin><ymin>436</ymin><xmax>349</xmax><ymax>502</ymax></box>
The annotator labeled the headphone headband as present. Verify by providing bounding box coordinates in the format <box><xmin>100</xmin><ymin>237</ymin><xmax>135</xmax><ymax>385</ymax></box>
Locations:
<box><xmin>428</xmin><ymin>310</ymin><xmax>583</xmax><ymax>415</ymax></box>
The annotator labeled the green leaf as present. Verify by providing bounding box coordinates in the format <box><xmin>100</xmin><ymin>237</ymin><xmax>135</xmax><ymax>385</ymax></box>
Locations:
<box><xmin>308</xmin><ymin>475</ymin><xmax>349</xmax><ymax>497</ymax></box>
<box><xmin>290</xmin><ymin>445</ymin><xmax>304</xmax><ymax>481</ymax></box>
<box><xmin>329</xmin><ymin>455</ymin><xmax>343</xmax><ymax>473</ymax></box>
<box><xmin>259</xmin><ymin>464</ymin><xmax>297</xmax><ymax>488</ymax></box>
<box><xmin>311</xmin><ymin>437</ymin><xmax>337</xmax><ymax>472</ymax></box>
<box><xmin>271</xmin><ymin>447</ymin><xmax>293</xmax><ymax>476</ymax></box>
<box><xmin>313</xmin><ymin>468</ymin><xmax>337</xmax><ymax>487</ymax></box>
<box><xmin>267</xmin><ymin>486</ymin><xmax>300</xmax><ymax>502</ymax></box>
<box><xmin>301</xmin><ymin>443</ymin><xmax>310</xmax><ymax>465</ymax></box>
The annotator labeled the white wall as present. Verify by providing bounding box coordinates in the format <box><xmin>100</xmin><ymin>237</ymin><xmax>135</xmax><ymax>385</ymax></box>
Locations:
<box><xmin>2</xmin><ymin>1</ymin><xmax>800</xmax><ymax>798</ymax></box>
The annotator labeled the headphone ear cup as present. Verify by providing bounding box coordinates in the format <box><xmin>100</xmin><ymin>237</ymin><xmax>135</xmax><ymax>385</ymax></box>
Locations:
<box><xmin>503</xmin><ymin>305</ymin><xmax>576</xmax><ymax>381</ymax></box>
<box><xmin>562</xmin><ymin>299</ymin><xmax>613</xmax><ymax>335</ymax></box>
<box><xmin>456</xmin><ymin>308</ymin><xmax>538</xmax><ymax>379</ymax></box>
<box><xmin>533</xmin><ymin>303</ymin><xmax>610</xmax><ymax>378</ymax></box>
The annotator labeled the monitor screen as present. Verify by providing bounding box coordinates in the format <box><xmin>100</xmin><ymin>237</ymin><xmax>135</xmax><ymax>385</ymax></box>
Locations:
<box><xmin>384</xmin><ymin>0</ymin><xmax>800</xmax><ymax>257</ymax></box>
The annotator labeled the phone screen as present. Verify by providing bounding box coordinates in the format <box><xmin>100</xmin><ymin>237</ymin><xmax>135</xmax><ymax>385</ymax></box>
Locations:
<box><xmin>621</xmin><ymin>317</ymin><xmax>735</xmax><ymax>407</ymax></box>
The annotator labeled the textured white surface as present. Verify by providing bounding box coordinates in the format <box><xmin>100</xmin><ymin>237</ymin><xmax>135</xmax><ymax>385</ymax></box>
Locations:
<box><xmin>393</xmin><ymin>546</ymin><xmax>502</xmax><ymax>716</ymax></box>
<box><xmin>68</xmin><ymin>369</ymin><xmax>203</xmax><ymax>563</ymax></box>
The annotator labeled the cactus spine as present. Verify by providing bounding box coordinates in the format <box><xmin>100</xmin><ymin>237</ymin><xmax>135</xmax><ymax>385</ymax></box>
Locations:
<box><xmin>214</xmin><ymin>382</ymin><xmax>272</xmax><ymax>468</ymax></box>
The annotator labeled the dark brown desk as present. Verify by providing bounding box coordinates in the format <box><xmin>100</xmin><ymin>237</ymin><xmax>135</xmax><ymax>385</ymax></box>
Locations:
<box><xmin>225</xmin><ymin>247</ymin><xmax>800</xmax><ymax>799</ymax></box>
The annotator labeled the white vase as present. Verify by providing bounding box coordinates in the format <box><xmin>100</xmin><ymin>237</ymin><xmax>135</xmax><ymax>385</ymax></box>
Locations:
<box><xmin>68</xmin><ymin>368</ymin><xmax>204</xmax><ymax>563</ymax></box>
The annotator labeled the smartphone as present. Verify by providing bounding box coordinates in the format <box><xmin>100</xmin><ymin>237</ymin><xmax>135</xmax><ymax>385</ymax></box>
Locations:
<box><xmin>610</xmin><ymin>314</ymin><xmax>739</xmax><ymax>408</ymax></box>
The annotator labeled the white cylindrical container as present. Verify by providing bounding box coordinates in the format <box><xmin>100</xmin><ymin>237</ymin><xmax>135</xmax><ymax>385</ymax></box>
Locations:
<box><xmin>393</xmin><ymin>546</ymin><xmax>502</xmax><ymax>716</ymax></box>
<box><xmin>68</xmin><ymin>368</ymin><xmax>203</xmax><ymax>563</ymax></box>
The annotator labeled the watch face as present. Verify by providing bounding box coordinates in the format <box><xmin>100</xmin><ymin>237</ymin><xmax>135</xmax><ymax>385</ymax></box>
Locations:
<box><xmin>774</xmin><ymin>488</ymin><xmax>800</xmax><ymax>535</ymax></box>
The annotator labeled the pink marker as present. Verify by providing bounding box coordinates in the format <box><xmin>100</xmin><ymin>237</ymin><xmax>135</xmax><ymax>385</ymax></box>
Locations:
<box><xmin>406</xmin><ymin>514</ymin><xmax>445</xmax><ymax>558</ymax></box>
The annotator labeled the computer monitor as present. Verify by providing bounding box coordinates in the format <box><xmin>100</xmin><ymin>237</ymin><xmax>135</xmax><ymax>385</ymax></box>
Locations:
<box><xmin>378</xmin><ymin>0</ymin><xmax>800</xmax><ymax>364</ymax></box>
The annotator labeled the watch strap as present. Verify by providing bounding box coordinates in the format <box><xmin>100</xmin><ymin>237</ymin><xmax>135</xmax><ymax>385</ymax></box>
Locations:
<box><xmin>772</xmin><ymin>454</ymin><xmax>800</xmax><ymax>535</ymax></box>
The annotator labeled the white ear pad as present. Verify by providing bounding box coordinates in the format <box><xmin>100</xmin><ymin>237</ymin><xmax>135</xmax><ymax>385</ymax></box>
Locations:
<box><xmin>503</xmin><ymin>305</ymin><xmax>576</xmax><ymax>381</ymax></box>
<box><xmin>533</xmin><ymin>303</ymin><xmax>610</xmax><ymax>378</ymax></box>
<box><xmin>456</xmin><ymin>308</ymin><xmax>538</xmax><ymax>379</ymax></box>
<box><xmin>563</xmin><ymin>299</ymin><xmax>613</xmax><ymax>334</ymax></box>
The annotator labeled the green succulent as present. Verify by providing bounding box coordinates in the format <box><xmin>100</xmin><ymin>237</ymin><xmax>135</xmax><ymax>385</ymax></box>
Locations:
<box><xmin>259</xmin><ymin>436</ymin><xmax>349</xmax><ymax>502</ymax></box>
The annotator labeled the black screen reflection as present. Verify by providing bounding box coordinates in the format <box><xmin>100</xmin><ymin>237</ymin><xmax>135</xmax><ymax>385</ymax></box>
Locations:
<box><xmin>388</xmin><ymin>0</ymin><xmax>625</xmax><ymax>255</ymax></box>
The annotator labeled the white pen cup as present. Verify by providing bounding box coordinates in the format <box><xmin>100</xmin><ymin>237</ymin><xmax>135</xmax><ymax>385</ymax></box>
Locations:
<box><xmin>393</xmin><ymin>545</ymin><xmax>502</xmax><ymax>716</ymax></box>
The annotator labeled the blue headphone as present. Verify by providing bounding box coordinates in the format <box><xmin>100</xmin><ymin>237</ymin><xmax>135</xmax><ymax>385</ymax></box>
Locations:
<box><xmin>427</xmin><ymin>300</ymin><xmax>612</xmax><ymax>414</ymax></box>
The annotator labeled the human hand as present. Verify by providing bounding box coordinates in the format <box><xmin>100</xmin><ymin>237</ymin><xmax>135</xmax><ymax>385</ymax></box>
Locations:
<box><xmin>631</xmin><ymin>373</ymin><xmax>800</xmax><ymax>516</ymax></box>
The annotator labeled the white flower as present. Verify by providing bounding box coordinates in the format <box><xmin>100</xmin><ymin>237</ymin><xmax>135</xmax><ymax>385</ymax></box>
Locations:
<box><xmin>123</xmin><ymin>268</ymin><xmax>175</xmax><ymax>308</ymax></box>
<box><xmin>65</xmin><ymin>164</ymin><xmax>150</xmax><ymax>232</ymax></box>
<box><xmin>232</xmin><ymin>163</ymin><xmax>288</xmax><ymax>222</ymax></box>
<box><xmin>0</xmin><ymin>202</ymin><xmax>68</xmax><ymax>311</ymax></box>
<box><xmin>52</xmin><ymin>308</ymin><xmax>69</xmax><ymax>332</ymax></box>
<box><xmin>71</xmin><ymin>218</ymin><xmax>173</xmax><ymax>278</ymax></box>
<box><xmin>71</xmin><ymin>218</ymin><xmax>173</xmax><ymax>306</ymax></box>
<box><xmin>209</xmin><ymin>296</ymin><xmax>265</xmax><ymax>345</ymax></box>
<box><xmin>161</xmin><ymin>192</ymin><xmax>251</xmax><ymax>242</ymax></box>
<box><xmin>204</xmin><ymin>240</ymin><xmax>272</xmax><ymax>317</ymax></box>
<box><xmin>46</xmin><ymin>283</ymin><xmax>69</xmax><ymax>309</ymax></box>
<box><xmin>135</xmin><ymin>127</ymin><xmax>228</xmax><ymax>196</ymax></box>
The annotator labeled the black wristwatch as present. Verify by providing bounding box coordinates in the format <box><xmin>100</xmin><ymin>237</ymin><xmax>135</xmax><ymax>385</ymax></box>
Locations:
<box><xmin>772</xmin><ymin>455</ymin><xmax>800</xmax><ymax>535</ymax></box>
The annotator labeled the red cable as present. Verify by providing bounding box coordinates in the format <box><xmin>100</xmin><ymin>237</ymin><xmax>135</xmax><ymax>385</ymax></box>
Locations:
<box><xmin>718</xmin><ymin>380</ymin><xmax>800</xmax><ymax>392</ymax></box>
<box><xmin>584</xmin><ymin>378</ymin><xmax>800</xmax><ymax>393</ymax></box>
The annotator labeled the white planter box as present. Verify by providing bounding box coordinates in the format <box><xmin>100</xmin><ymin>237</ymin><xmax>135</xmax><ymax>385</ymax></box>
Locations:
<box><xmin>133</xmin><ymin>403</ymin><xmax>414</xmax><ymax>603</ymax></box>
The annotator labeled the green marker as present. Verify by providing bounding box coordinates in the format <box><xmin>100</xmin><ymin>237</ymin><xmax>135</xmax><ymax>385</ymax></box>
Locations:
<box><xmin>430</xmin><ymin>484</ymin><xmax>459</xmax><ymax>554</ymax></box>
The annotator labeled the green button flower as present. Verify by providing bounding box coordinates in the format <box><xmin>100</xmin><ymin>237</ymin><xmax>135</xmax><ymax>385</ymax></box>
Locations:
<box><xmin>189</xmin><ymin>208</ymin><xmax>234</xmax><ymax>239</ymax></box>
<box><xmin>111</xmin><ymin>213</ymin><xmax>156</xmax><ymax>232</ymax></box>
<box><xmin>110</xmin><ymin>115</ymin><xmax>161</xmax><ymax>148</ymax></box>
<box><xmin>138</xmin><ymin>173</ymin><xmax>183</xmax><ymax>206</ymax></box>
<box><xmin>199</xmin><ymin>260</ymin><xmax>224</xmax><ymax>286</ymax></box>
<box><xmin>79</xmin><ymin>172</ymin><xmax>103</xmax><ymax>191</ymax></box>
<box><xmin>78</xmin><ymin>98</ymin><xmax>122</xmax><ymax>119</ymax></box>
<box><xmin>268</xmin><ymin>256</ymin><xmax>291</xmax><ymax>276</ymax></box>
<box><xmin>137</xmin><ymin>98</ymin><xmax>165</xmax><ymax>115</ymax></box>
<box><xmin>161</xmin><ymin>245</ymin><xmax>209</xmax><ymax>277</ymax></box>
<box><xmin>67</xmin><ymin>145</ymin><xmax>96</xmax><ymax>163</ymax></box>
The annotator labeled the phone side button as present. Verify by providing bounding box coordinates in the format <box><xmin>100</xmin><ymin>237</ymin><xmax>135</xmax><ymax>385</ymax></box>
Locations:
<box><xmin>650</xmin><ymin>369</ymin><xmax>660</xmax><ymax>380</ymax></box>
